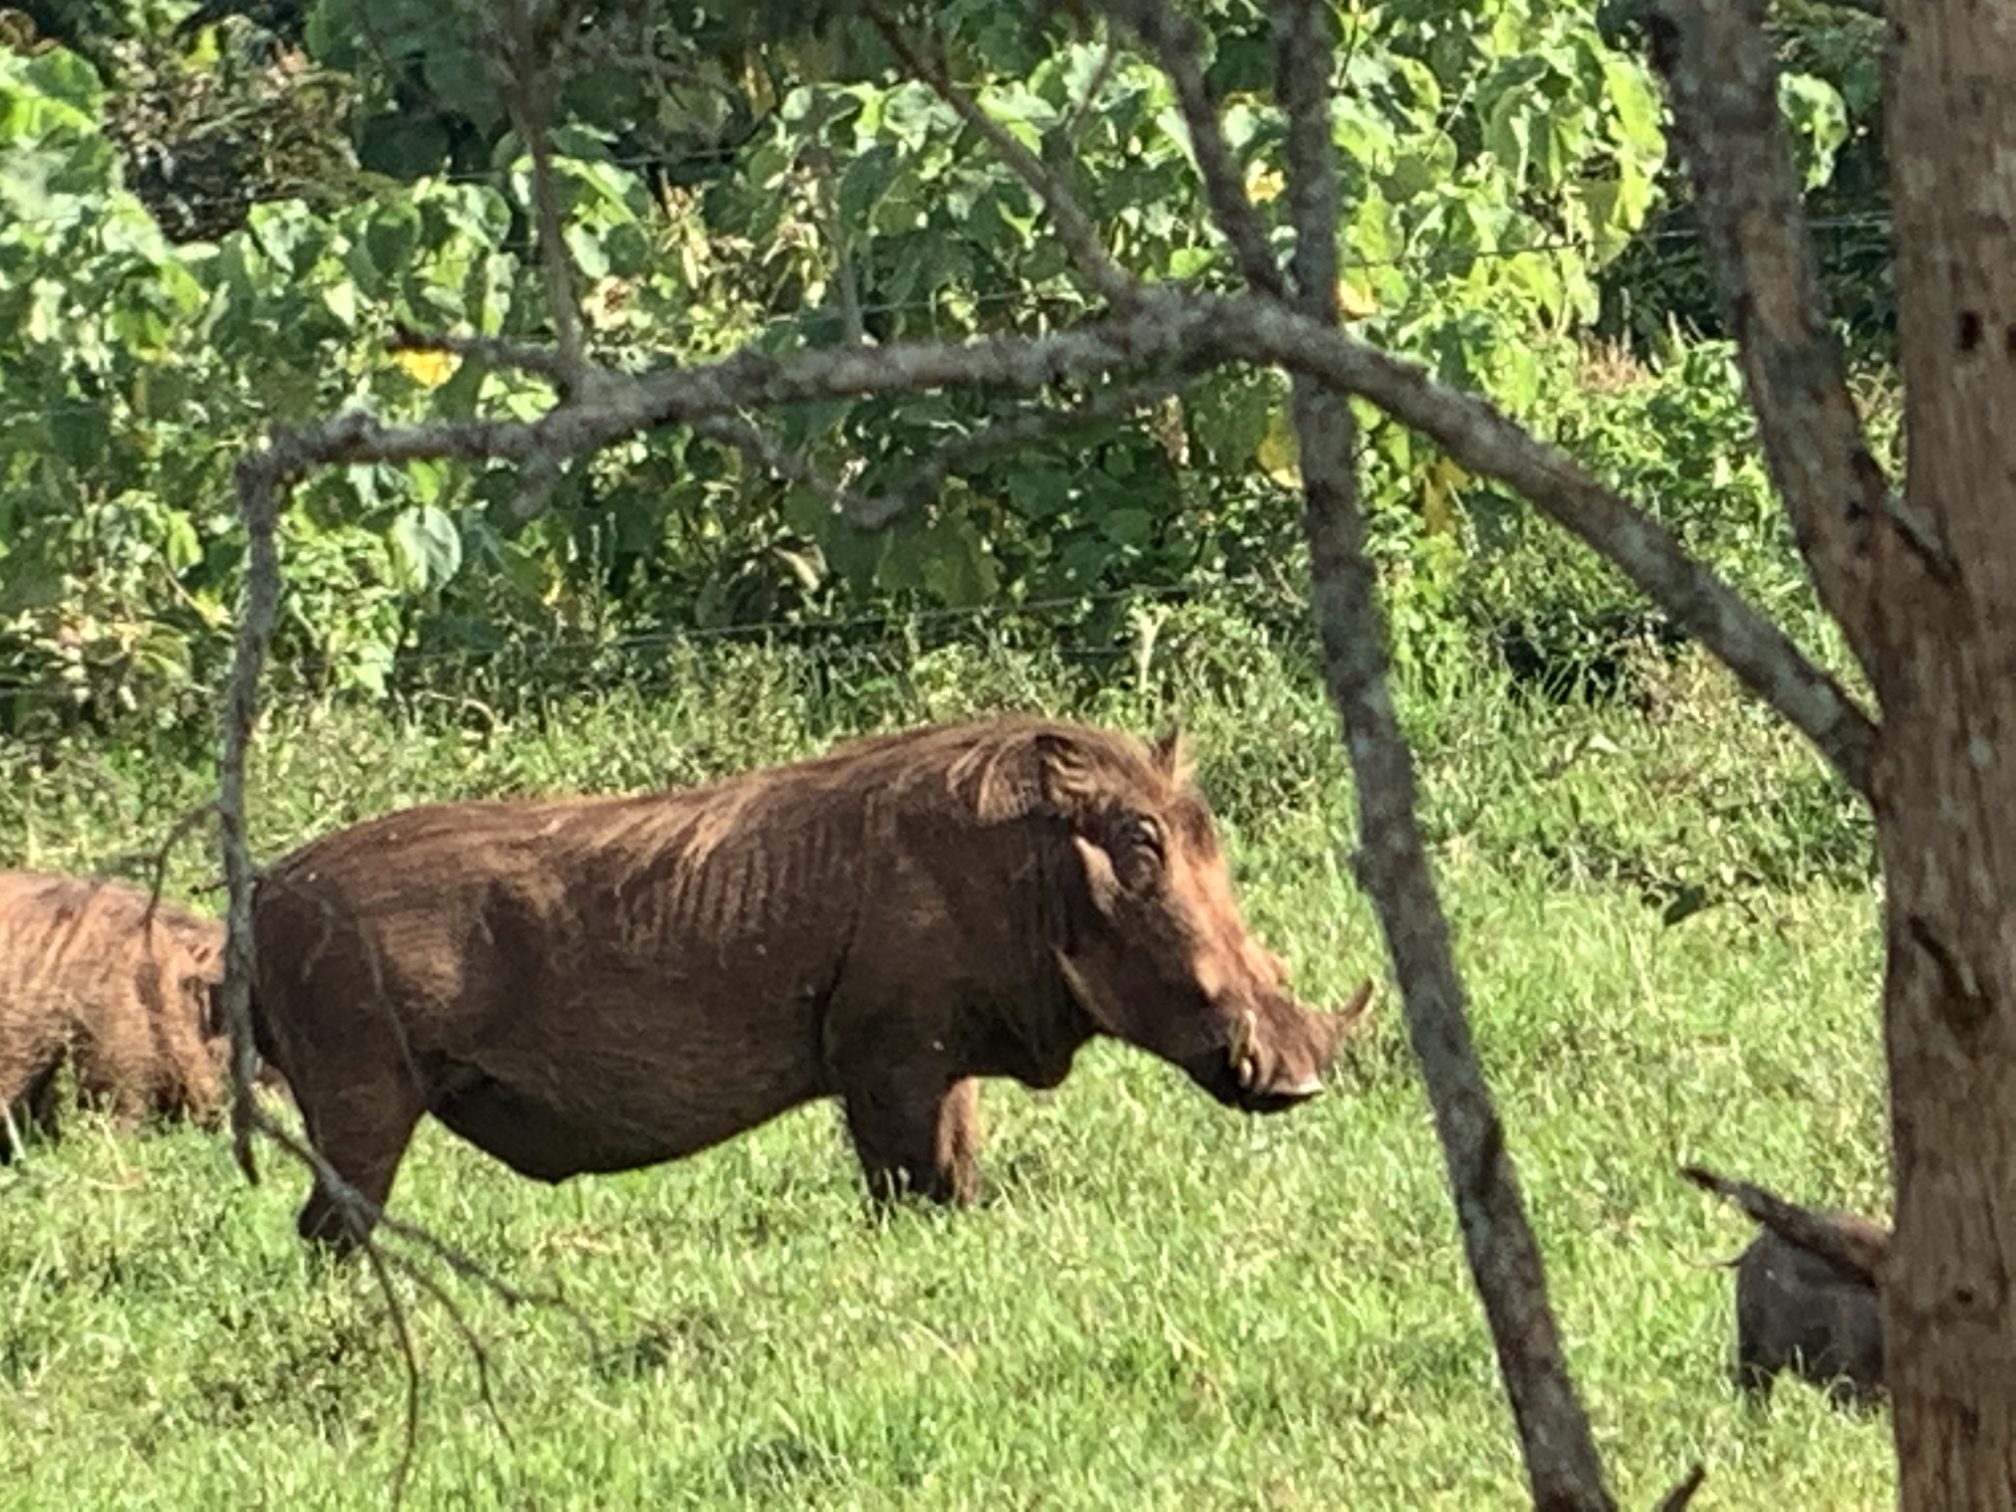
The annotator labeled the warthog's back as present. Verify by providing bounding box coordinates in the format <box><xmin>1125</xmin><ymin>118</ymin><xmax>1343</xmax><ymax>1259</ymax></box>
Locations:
<box><xmin>0</xmin><ymin>870</ymin><xmax>221</xmax><ymax>1017</ymax></box>
<box><xmin>0</xmin><ymin>871</ymin><xmax>228</xmax><ymax>1139</ymax></box>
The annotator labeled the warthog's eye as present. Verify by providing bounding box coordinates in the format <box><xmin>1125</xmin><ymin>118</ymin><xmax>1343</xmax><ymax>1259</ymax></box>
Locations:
<box><xmin>1121</xmin><ymin>815</ymin><xmax>1165</xmax><ymax>861</ymax></box>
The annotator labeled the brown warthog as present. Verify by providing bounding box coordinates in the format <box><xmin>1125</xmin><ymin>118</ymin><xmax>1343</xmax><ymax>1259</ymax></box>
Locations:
<box><xmin>1684</xmin><ymin>1164</ymin><xmax>1886</xmax><ymax>1407</ymax></box>
<box><xmin>251</xmin><ymin>717</ymin><xmax>1373</xmax><ymax>1249</ymax></box>
<box><xmin>1</xmin><ymin>870</ymin><xmax>238</xmax><ymax>1153</ymax></box>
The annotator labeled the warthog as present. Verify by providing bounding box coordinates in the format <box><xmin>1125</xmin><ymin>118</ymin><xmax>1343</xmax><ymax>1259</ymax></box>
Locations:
<box><xmin>1684</xmin><ymin>1164</ymin><xmax>1886</xmax><ymax>1407</ymax></box>
<box><xmin>1</xmin><ymin>870</ymin><xmax>238</xmax><ymax>1153</ymax></box>
<box><xmin>252</xmin><ymin>717</ymin><xmax>1374</xmax><ymax>1249</ymax></box>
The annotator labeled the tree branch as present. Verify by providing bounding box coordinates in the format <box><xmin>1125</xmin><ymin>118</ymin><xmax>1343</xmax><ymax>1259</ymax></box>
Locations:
<box><xmin>256</xmin><ymin>292</ymin><xmax>1219</xmax><ymax>489</ymax></box>
<box><xmin>218</xmin><ymin>449</ymin><xmax>286</xmax><ymax>1185</ymax></box>
<box><xmin>1099</xmin><ymin>0</ymin><xmax>1285</xmax><ymax>299</ymax></box>
<box><xmin>871</xmin><ymin>9</ymin><xmax>1138</xmax><ymax>309</ymax></box>
<box><xmin>486</xmin><ymin>0</ymin><xmax>590</xmax><ymax>388</ymax></box>
<box><xmin>1646</xmin><ymin>0</ymin><xmax>1919</xmax><ymax>685</ymax></box>
<box><xmin>1202</xmin><ymin>294</ymin><xmax>1878</xmax><ymax>800</ymax></box>
<box><xmin>1267</xmin><ymin>1</ymin><xmax>1614</xmax><ymax>1506</ymax></box>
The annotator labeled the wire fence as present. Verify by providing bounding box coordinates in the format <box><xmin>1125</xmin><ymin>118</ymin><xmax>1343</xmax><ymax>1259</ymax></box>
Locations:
<box><xmin>0</xmin><ymin>570</ymin><xmax>1316</xmax><ymax>712</ymax></box>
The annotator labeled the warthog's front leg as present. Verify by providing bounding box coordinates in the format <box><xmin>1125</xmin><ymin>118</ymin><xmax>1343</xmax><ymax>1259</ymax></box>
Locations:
<box><xmin>839</xmin><ymin>1071</ymin><xmax>982</xmax><ymax>1206</ymax></box>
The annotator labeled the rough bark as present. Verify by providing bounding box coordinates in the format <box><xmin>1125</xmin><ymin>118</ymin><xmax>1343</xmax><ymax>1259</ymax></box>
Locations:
<box><xmin>1651</xmin><ymin>1</ymin><xmax>2016</xmax><ymax>1503</ymax></box>
<box><xmin>1875</xmin><ymin>2</ymin><xmax>2016</xmax><ymax>1502</ymax></box>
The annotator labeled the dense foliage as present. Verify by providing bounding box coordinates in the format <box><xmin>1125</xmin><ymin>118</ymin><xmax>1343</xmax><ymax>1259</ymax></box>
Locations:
<box><xmin>0</xmin><ymin>1</ymin><xmax>1873</xmax><ymax>738</ymax></box>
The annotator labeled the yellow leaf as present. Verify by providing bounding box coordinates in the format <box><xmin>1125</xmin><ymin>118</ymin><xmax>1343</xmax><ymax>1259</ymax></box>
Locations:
<box><xmin>1246</xmin><ymin>164</ymin><xmax>1286</xmax><ymax>205</ymax></box>
<box><xmin>1421</xmin><ymin>455</ymin><xmax>1470</xmax><ymax>536</ymax></box>
<box><xmin>393</xmin><ymin>348</ymin><xmax>461</xmax><ymax>387</ymax></box>
<box><xmin>1335</xmin><ymin>277</ymin><xmax>1380</xmax><ymax>319</ymax></box>
<box><xmin>1257</xmin><ymin>405</ymin><xmax>1302</xmax><ymax>489</ymax></box>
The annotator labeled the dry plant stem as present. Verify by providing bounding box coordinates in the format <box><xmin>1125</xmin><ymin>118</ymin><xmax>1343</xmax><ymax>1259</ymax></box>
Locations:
<box><xmin>1100</xmin><ymin>0</ymin><xmax>1285</xmax><ymax>298</ymax></box>
<box><xmin>1268</xmin><ymin>1</ymin><xmax>1613</xmax><ymax>1506</ymax></box>
<box><xmin>871</xmin><ymin>10</ymin><xmax>1138</xmax><ymax>309</ymax></box>
<box><xmin>1647</xmin><ymin>0</ymin><xmax>1914</xmax><ymax>679</ymax></box>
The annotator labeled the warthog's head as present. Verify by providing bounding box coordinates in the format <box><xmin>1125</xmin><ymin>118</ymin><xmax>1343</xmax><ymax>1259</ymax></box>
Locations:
<box><xmin>1030</xmin><ymin>727</ymin><xmax>1373</xmax><ymax>1112</ymax></box>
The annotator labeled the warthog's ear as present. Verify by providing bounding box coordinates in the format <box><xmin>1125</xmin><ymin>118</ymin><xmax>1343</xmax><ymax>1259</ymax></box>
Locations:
<box><xmin>1032</xmin><ymin>731</ymin><xmax>1100</xmax><ymax>819</ymax></box>
<box><xmin>1071</xmin><ymin>834</ymin><xmax>1122</xmax><ymax>919</ymax></box>
<box><xmin>1150</xmin><ymin>725</ymin><xmax>1192</xmax><ymax>784</ymax></box>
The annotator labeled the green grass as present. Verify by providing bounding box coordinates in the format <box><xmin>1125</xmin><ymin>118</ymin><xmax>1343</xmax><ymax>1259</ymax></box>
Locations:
<box><xmin>0</xmin><ymin>627</ymin><xmax>1893</xmax><ymax>1508</ymax></box>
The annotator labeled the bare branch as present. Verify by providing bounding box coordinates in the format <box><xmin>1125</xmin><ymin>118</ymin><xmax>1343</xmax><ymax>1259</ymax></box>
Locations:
<box><xmin>870</xmin><ymin>9</ymin><xmax>1138</xmax><ymax>308</ymax></box>
<box><xmin>482</xmin><ymin>0</ymin><xmax>590</xmax><ymax>387</ymax></box>
<box><xmin>255</xmin><ymin>291</ymin><xmax>1218</xmax><ymax>486</ymax></box>
<box><xmin>218</xmin><ymin>449</ymin><xmax>286</xmax><ymax>1184</ymax></box>
<box><xmin>1267</xmin><ymin>1</ymin><xmax>1614</xmax><ymax>1506</ymax></box>
<box><xmin>109</xmin><ymin>801</ymin><xmax>217</xmax><ymax>928</ymax></box>
<box><xmin>1202</xmin><ymin>294</ymin><xmax>1878</xmax><ymax>800</ymax></box>
<box><xmin>1099</xmin><ymin>0</ymin><xmax>1285</xmax><ymax>298</ymax></box>
<box><xmin>1654</xmin><ymin>1464</ymin><xmax>1708</xmax><ymax>1512</ymax></box>
<box><xmin>1646</xmin><ymin>0</ymin><xmax>1918</xmax><ymax>682</ymax></box>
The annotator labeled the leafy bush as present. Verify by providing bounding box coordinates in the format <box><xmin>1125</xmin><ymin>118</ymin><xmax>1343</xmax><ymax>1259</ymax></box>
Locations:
<box><xmin>0</xmin><ymin>1</ymin><xmax>1860</xmax><ymax>740</ymax></box>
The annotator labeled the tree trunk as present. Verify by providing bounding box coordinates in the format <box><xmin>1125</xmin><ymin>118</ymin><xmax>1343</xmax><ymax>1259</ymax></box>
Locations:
<box><xmin>1879</xmin><ymin>2</ymin><xmax>2016</xmax><ymax>1503</ymax></box>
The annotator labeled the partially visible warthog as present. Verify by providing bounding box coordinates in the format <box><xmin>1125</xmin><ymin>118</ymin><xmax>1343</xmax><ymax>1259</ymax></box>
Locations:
<box><xmin>252</xmin><ymin>717</ymin><xmax>1374</xmax><ymax>1250</ymax></box>
<box><xmin>0</xmin><ymin>870</ymin><xmax>247</xmax><ymax>1153</ymax></box>
<box><xmin>1684</xmin><ymin>1164</ymin><xmax>1886</xmax><ymax>1408</ymax></box>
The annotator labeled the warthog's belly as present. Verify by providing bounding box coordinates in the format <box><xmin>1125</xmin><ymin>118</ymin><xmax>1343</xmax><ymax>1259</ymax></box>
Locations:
<box><xmin>433</xmin><ymin>1071</ymin><xmax>687</xmax><ymax>1182</ymax></box>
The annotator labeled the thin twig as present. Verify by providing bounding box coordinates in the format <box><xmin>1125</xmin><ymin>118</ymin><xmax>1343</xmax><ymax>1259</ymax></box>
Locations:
<box><xmin>114</xmin><ymin>801</ymin><xmax>217</xmax><ymax>928</ymax></box>
<box><xmin>869</xmin><ymin>8</ymin><xmax>1139</xmax><ymax>309</ymax></box>
<box><xmin>385</xmin><ymin>1248</ymin><xmax>519</xmax><ymax>1451</ymax></box>
<box><xmin>357</xmin><ymin>1218</ymin><xmax>425</xmax><ymax>1510</ymax></box>
<box><xmin>1099</xmin><ymin>0</ymin><xmax>1284</xmax><ymax>298</ymax></box>
<box><xmin>1654</xmin><ymin>1464</ymin><xmax>1708</xmax><ymax>1512</ymax></box>
<box><xmin>488</xmin><ymin>0</ymin><xmax>590</xmax><ymax>388</ymax></box>
<box><xmin>1264</xmin><ymin>0</ymin><xmax>1615</xmax><ymax>1505</ymax></box>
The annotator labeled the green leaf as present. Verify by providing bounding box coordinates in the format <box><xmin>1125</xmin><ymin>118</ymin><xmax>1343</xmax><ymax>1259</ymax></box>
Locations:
<box><xmin>391</xmin><ymin>504</ymin><xmax>463</xmax><ymax>590</ymax></box>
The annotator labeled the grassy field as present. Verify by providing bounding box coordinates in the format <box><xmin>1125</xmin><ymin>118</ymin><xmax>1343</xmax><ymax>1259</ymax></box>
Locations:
<box><xmin>0</xmin><ymin>626</ymin><xmax>1894</xmax><ymax>1508</ymax></box>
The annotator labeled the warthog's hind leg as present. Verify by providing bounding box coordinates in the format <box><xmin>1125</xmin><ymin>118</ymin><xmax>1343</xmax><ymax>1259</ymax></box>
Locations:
<box><xmin>293</xmin><ymin>1084</ymin><xmax>428</xmax><ymax>1254</ymax></box>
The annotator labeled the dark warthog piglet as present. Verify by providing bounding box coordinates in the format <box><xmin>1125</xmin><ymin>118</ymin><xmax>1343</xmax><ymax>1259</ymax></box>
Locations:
<box><xmin>252</xmin><ymin>717</ymin><xmax>1374</xmax><ymax>1249</ymax></box>
<box><xmin>0</xmin><ymin>870</ymin><xmax>255</xmax><ymax>1153</ymax></box>
<box><xmin>1684</xmin><ymin>1164</ymin><xmax>1886</xmax><ymax>1408</ymax></box>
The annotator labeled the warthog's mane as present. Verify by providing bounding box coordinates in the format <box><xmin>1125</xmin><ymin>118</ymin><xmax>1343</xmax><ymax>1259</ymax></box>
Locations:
<box><xmin>820</xmin><ymin>716</ymin><xmax>1202</xmax><ymax>833</ymax></box>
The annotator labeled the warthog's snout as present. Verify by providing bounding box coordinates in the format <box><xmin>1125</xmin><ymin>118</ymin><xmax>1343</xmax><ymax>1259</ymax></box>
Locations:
<box><xmin>1194</xmin><ymin>977</ymin><xmax>1374</xmax><ymax>1114</ymax></box>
